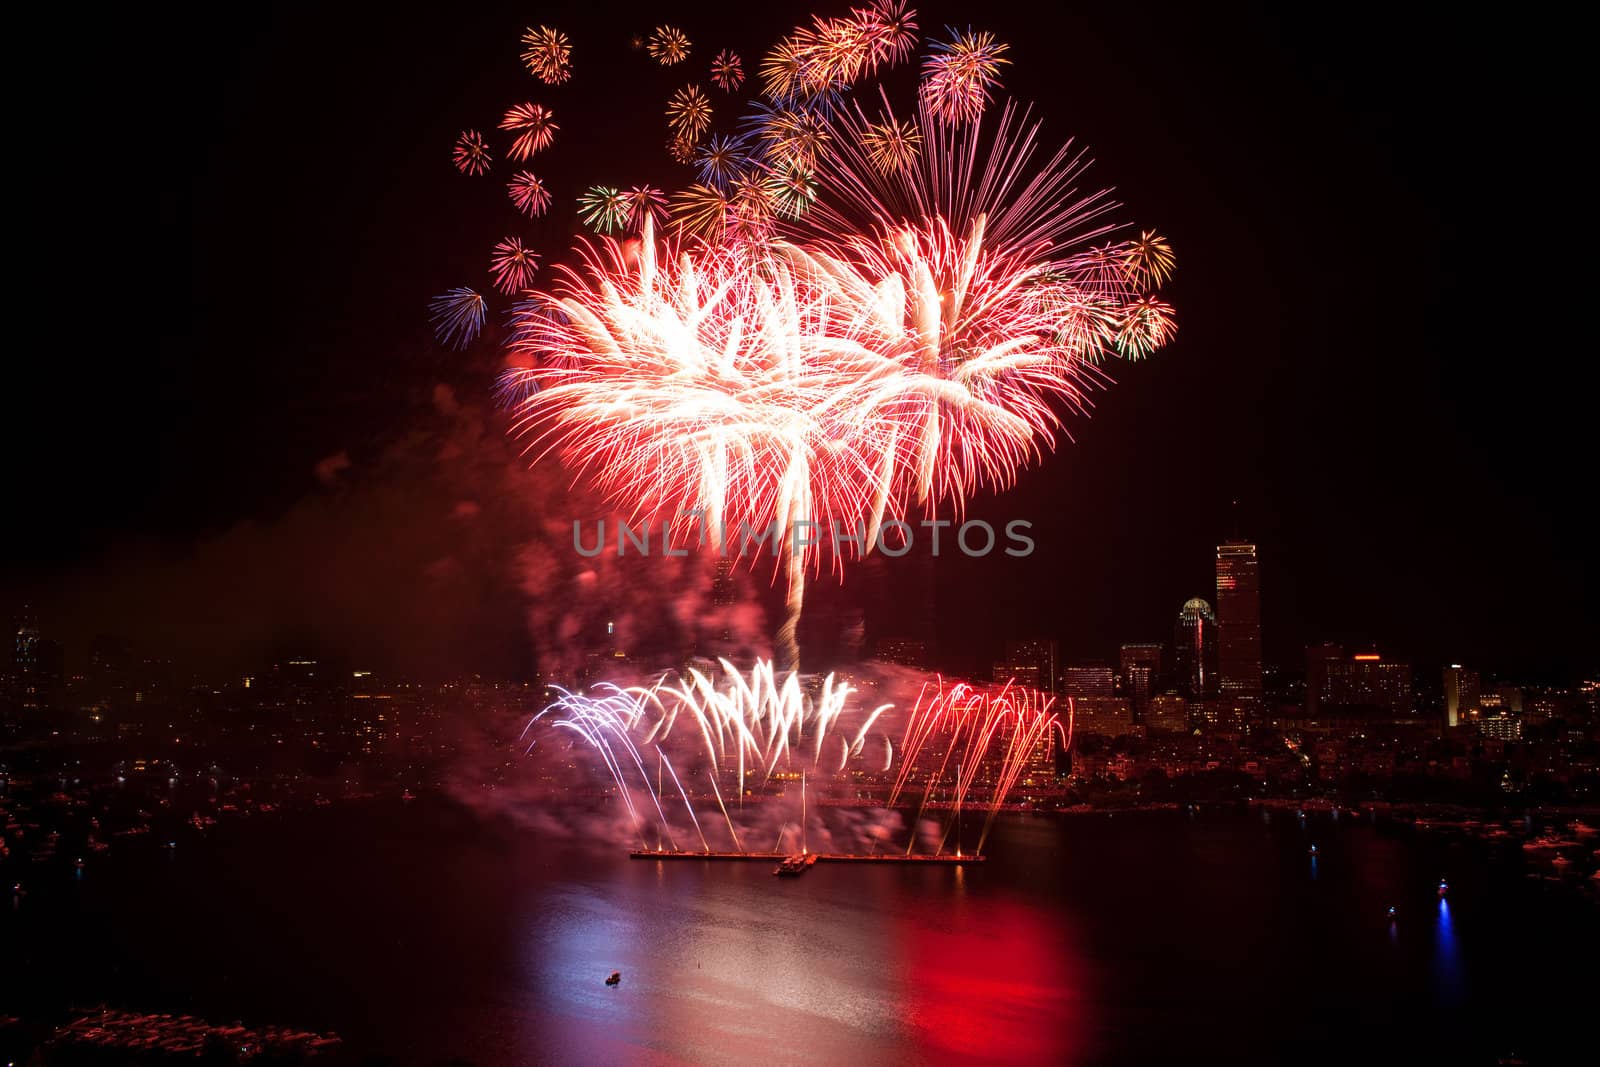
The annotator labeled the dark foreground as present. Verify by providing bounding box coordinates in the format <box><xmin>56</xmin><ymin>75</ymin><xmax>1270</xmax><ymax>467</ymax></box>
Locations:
<box><xmin>3</xmin><ymin>799</ymin><xmax>1596</xmax><ymax>1065</ymax></box>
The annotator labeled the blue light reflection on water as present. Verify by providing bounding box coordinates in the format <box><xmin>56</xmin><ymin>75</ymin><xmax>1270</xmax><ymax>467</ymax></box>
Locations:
<box><xmin>1434</xmin><ymin>898</ymin><xmax>1464</xmax><ymax>1004</ymax></box>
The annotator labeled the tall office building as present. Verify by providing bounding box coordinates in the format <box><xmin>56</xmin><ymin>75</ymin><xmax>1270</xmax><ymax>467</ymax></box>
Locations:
<box><xmin>1173</xmin><ymin>599</ymin><xmax>1218</xmax><ymax>698</ymax></box>
<box><xmin>1304</xmin><ymin>642</ymin><xmax>1345</xmax><ymax>716</ymax></box>
<box><xmin>1442</xmin><ymin>665</ymin><xmax>1481</xmax><ymax>728</ymax></box>
<box><xmin>1214</xmin><ymin>540</ymin><xmax>1263</xmax><ymax>703</ymax></box>
<box><xmin>1003</xmin><ymin>639</ymin><xmax>1058</xmax><ymax>693</ymax></box>
<box><xmin>1119</xmin><ymin>643</ymin><xmax>1164</xmax><ymax>720</ymax></box>
<box><xmin>13</xmin><ymin>608</ymin><xmax>60</xmax><ymax>711</ymax></box>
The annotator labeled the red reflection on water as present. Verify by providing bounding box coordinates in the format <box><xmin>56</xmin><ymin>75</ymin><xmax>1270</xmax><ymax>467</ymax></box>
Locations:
<box><xmin>896</xmin><ymin>894</ymin><xmax>1088</xmax><ymax>1064</ymax></box>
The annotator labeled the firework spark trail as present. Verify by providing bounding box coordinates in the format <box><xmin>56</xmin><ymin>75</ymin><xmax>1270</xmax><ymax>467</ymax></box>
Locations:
<box><xmin>428</xmin><ymin>288</ymin><xmax>486</xmax><ymax>349</ymax></box>
<box><xmin>656</xmin><ymin>749</ymin><xmax>710</xmax><ymax>852</ymax></box>
<box><xmin>530</xmin><ymin>664</ymin><xmax>1063</xmax><ymax>855</ymax></box>
<box><xmin>633</xmin><ymin>658</ymin><xmax>890</xmax><ymax>797</ymax></box>
<box><xmin>885</xmin><ymin>679</ymin><xmax>1066</xmax><ymax>855</ymax></box>
<box><xmin>533</xmin><ymin>659</ymin><xmax>895</xmax><ymax>846</ymax></box>
<box><xmin>529</xmin><ymin>686</ymin><xmax>678</xmax><ymax>850</ymax></box>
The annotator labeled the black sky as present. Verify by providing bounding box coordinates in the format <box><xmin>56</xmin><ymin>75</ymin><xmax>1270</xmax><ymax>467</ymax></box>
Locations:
<box><xmin>8</xmin><ymin>2</ymin><xmax>1595</xmax><ymax>680</ymax></box>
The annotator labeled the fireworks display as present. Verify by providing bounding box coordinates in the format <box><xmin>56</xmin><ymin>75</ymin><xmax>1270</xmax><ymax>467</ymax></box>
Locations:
<box><xmin>666</xmin><ymin>84</ymin><xmax>713</xmax><ymax>143</ymax></box>
<box><xmin>429</xmin><ymin>6</ymin><xmax>1177</xmax><ymax>853</ymax></box>
<box><xmin>520</xmin><ymin>26</ymin><xmax>573</xmax><ymax>84</ymax></box>
<box><xmin>507</xmin><ymin>171</ymin><xmax>552</xmax><ymax>217</ymax></box>
<box><xmin>577</xmin><ymin>186</ymin><xmax>632</xmax><ymax>234</ymax></box>
<box><xmin>530</xmin><ymin>659</ymin><xmax>1067</xmax><ymax>855</ymax></box>
<box><xmin>920</xmin><ymin>27</ymin><xmax>1010</xmax><ymax>124</ymax></box>
<box><xmin>428</xmin><ymin>288</ymin><xmax>486</xmax><ymax>350</ymax></box>
<box><xmin>862</xmin><ymin>114</ymin><xmax>922</xmax><ymax>174</ymax></box>
<box><xmin>500</xmin><ymin>103</ymin><xmax>557</xmax><ymax>160</ymax></box>
<box><xmin>888</xmin><ymin>679</ymin><xmax>1069</xmax><ymax>853</ymax></box>
<box><xmin>710</xmin><ymin>49</ymin><xmax>745</xmax><ymax>92</ymax></box>
<box><xmin>488</xmin><ymin>237</ymin><xmax>539</xmax><ymax>294</ymax></box>
<box><xmin>647</xmin><ymin>26</ymin><xmax>692</xmax><ymax>66</ymax></box>
<box><xmin>451</xmin><ymin>130</ymin><xmax>490</xmax><ymax>175</ymax></box>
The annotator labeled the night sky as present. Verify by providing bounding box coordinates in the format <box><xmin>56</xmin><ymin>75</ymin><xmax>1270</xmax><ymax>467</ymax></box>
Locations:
<box><xmin>8</xmin><ymin>2</ymin><xmax>1594</xmax><ymax>681</ymax></box>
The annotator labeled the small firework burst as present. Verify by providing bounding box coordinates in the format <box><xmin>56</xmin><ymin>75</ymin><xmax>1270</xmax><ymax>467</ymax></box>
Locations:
<box><xmin>858</xmin><ymin>0</ymin><xmax>919</xmax><ymax>70</ymax></box>
<box><xmin>920</xmin><ymin>27</ymin><xmax>1010</xmax><ymax>124</ymax></box>
<box><xmin>647</xmin><ymin>25</ymin><xmax>691</xmax><ymax>66</ymax></box>
<box><xmin>520</xmin><ymin>26</ymin><xmax>572</xmax><ymax>84</ymax></box>
<box><xmin>489</xmin><ymin>237</ymin><xmax>540</xmax><ymax>294</ymax></box>
<box><xmin>1115</xmin><ymin>296</ymin><xmax>1178</xmax><ymax>358</ymax></box>
<box><xmin>668</xmin><ymin>184</ymin><xmax>731</xmax><ymax>243</ymax></box>
<box><xmin>666</xmin><ymin>135</ymin><xmax>697</xmax><ymax>165</ymax></box>
<box><xmin>1123</xmin><ymin>230</ymin><xmax>1175</xmax><ymax>286</ymax></box>
<box><xmin>500</xmin><ymin>103</ymin><xmax>558</xmax><ymax>160</ymax></box>
<box><xmin>578</xmin><ymin>186</ymin><xmax>632</xmax><ymax>233</ymax></box>
<box><xmin>666</xmin><ymin>84</ymin><xmax>713</xmax><ymax>143</ymax></box>
<box><xmin>625</xmin><ymin>185</ymin><xmax>669</xmax><ymax>230</ymax></box>
<box><xmin>710</xmin><ymin>49</ymin><xmax>744</xmax><ymax>92</ymax></box>
<box><xmin>507</xmin><ymin>171</ymin><xmax>552</xmax><ymax>217</ymax></box>
<box><xmin>763</xmin><ymin>160</ymin><xmax>818</xmax><ymax>219</ymax></box>
<box><xmin>862</xmin><ymin>115</ymin><xmax>922</xmax><ymax>174</ymax></box>
<box><xmin>452</xmin><ymin>130</ymin><xmax>491</xmax><ymax>175</ymax></box>
<box><xmin>428</xmin><ymin>288</ymin><xmax>486</xmax><ymax>349</ymax></box>
<box><xmin>695</xmin><ymin>134</ymin><xmax>749</xmax><ymax>189</ymax></box>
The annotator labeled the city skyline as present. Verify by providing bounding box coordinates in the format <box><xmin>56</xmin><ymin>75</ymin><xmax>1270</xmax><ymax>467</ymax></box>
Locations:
<box><xmin>5</xmin><ymin>514</ymin><xmax>1591</xmax><ymax>689</ymax></box>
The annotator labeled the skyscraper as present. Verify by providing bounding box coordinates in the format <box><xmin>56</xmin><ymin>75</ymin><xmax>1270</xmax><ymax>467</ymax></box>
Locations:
<box><xmin>12</xmin><ymin>609</ymin><xmax>61</xmax><ymax>711</ymax></box>
<box><xmin>1442</xmin><ymin>665</ymin><xmax>1481</xmax><ymax>728</ymax></box>
<box><xmin>1119</xmin><ymin>643</ymin><xmax>1163</xmax><ymax>721</ymax></box>
<box><xmin>1003</xmin><ymin>639</ymin><xmax>1058</xmax><ymax>693</ymax></box>
<box><xmin>1215</xmin><ymin>540</ymin><xmax>1263</xmax><ymax>703</ymax></box>
<box><xmin>1173</xmin><ymin>599</ymin><xmax>1218</xmax><ymax>698</ymax></box>
<box><xmin>1304</xmin><ymin>642</ymin><xmax>1345</xmax><ymax>716</ymax></box>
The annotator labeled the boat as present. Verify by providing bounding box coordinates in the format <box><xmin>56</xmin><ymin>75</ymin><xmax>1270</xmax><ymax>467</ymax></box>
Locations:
<box><xmin>774</xmin><ymin>852</ymin><xmax>819</xmax><ymax>876</ymax></box>
<box><xmin>605</xmin><ymin>971</ymin><xmax>621</xmax><ymax>986</ymax></box>
<box><xmin>1387</xmin><ymin>906</ymin><xmax>1397</xmax><ymax>921</ymax></box>
<box><xmin>1437</xmin><ymin>878</ymin><xmax>1449</xmax><ymax>897</ymax></box>
<box><xmin>1522</xmin><ymin>835</ymin><xmax>1579</xmax><ymax>853</ymax></box>
<box><xmin>1308</xmin><ymin>844</ymin><xmax>1318</xmax><ymax>856</ymax></box>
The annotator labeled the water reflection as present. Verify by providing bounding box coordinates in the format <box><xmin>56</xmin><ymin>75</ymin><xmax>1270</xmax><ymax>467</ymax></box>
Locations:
<box><xmin>1434</xmin><ymin>899</ymin><xmax>1463</xmax><ymax>1003</ymax></box>
<box><xmin>517</xmin><ymin>863</ymin><xmax>1086</xmax><ymax>1065</ymax></box>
